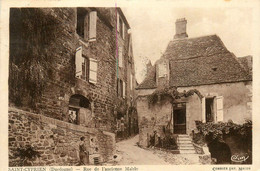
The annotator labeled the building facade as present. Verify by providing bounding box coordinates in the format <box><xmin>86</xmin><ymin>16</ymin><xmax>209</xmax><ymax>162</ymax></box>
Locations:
<box><xmin>136</xmin><ymin>18</ymin><xmax>252</xmax><ymax>148</ymax></box>
<box><xmin>9</xmin><ymin>7</ymin><xmax>137</xmax><ymax>166</ymax></box>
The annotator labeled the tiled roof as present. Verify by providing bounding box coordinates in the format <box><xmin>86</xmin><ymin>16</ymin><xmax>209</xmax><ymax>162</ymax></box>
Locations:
<box><xmin>237</xmin><ymin>56</ymin><xmax>252</xmax><ymax>78</ymax></box>
<box><xmin>136</xmin><ymin>65</ymin><xmax>157</xmax><ymax>89</ymax></box>
<box><xmin>137</xmin><ymin>35</ymin><xmax>252</xmax><ymax>89</ymax></box>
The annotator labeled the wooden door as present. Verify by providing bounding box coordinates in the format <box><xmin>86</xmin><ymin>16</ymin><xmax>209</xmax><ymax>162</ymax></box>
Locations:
<box><xmin>173</xmin><ymin>108</ymin><xmax>186</xmax><ymax>134</ymax></box>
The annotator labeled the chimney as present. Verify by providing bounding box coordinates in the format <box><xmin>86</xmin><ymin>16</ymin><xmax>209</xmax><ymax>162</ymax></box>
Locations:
<box><xmin>174</xmin><ymin>18</ymin><xmax>188</xmax><ymax>39</ymax></box>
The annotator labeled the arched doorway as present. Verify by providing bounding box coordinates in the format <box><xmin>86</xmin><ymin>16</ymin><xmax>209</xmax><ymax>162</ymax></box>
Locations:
<box><xmin>68</xmin><ymin>94</ymin><xmax>91</xmax><ymax>126</ymax></box>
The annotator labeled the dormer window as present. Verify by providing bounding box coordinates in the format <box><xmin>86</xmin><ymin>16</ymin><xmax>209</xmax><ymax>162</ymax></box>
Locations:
<box><xmin>158</xmin><ymin>62</ymin><xmax>167</xmax><ymax>78</ymax></box>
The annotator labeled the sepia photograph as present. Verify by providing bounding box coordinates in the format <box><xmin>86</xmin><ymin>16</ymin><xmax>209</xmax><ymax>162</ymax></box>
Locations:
<box><xmin>1</xmin><ymin>0</ymin><xmax>259</xmax><ymax>170</ymax></box>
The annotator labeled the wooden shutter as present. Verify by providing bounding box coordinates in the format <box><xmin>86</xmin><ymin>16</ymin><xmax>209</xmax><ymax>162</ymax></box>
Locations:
<box><xmin>84</xmin><ymin>14</ymin><xmax>89</xmax><ymax>40</ymax></box>
<box><xmin>122</xmin><ymin>22</ymin><xmax>125</xmax><ymax>39</ymax></box>
<box><xmin>130</xmin><ymin>74</ymin><xmax>133</xmax><ymax>90</ymax></box>
<box><xmin>201</xmin><ymin>97</ymin><xmax>206</xmax><ymax>123</ymax></box>
<box><xmin>119</xmin><ymin>47</ymin><xmax>123</xmax><ymax>68</ymax></box>
<box><xmin>75</xmin><ymin>47</ymin><xmax>82</xmax><ymax>78</ymax></box>
<box><xmin>216</xmin><ymin>96</ymin><xmax>224</xmax><ymax>122</ymax></box>
<box><xmin>117</xmin><ymin>12</ymin><xmax>120</xmax><ymax>32</ymax></box>
<box><xmin>123</xmin><ymin>81</ymin><xmax>126</xmax><ymax>98</ymax></box>
<box><xmin>89</xmin><ymin>58</ymin><xmax>98</xmax><ymax>84</ymax></box>
<box><xmin>89</xmin><ymin>11</ymin><xmax>97</xmax><ymax>41</ymax></box>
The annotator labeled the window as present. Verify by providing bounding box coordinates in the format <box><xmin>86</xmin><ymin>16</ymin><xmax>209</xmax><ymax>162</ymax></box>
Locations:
<box><xmin>130</xmin><ymin>74</ymin><xmax>133</xmax><ymax>90</ymax></box>
<box><xmin>206</xmin><ymin>98</ymin><xmax>214</xmax><ymax>122</ymax></box>
<box><xmin>118</xmin><ymin>46</ymin><xmax>123</xmax><ymax>68</ymax></box>
<box><xmin>117</xmin><ymin>12</ymin><xmax>125</xmax><ymax>39</ymax></box>
<box><xmin>158</xmin><ymin>62</ymin><xmax>167</xmax><ymax>78</ymax></box>
<box><xmin>117</xmin><ymin>78</ymin><xmax>125</xmax><ymax>98</ymax></box>
<box><xmin>69</xmin><ymin>94</ymin><xmax>91</xmax><ymax>125</ymax></box>
<box><xmin>76</xmin><ymin>8</ymin><xmax>97</xmax><ymax>41</ymax></box>
<box><xmin>82</xmin><ymin>56</ymin><xmax>89</xmax><ymax>80</ymax></box>
<box><xmin>75</xmin><ymin>47</ymin><xmax>98</xmax><ymax>84</ymax></box>
<box><xmin>204</xmin><ymin>96</ymin><xmax>224</xmax><ymax>123</ymax></box>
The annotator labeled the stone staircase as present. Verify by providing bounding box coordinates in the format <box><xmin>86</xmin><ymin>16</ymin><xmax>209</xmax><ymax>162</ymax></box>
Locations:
<box><xmin>176</xmin><ymin>134</ymin><xmax>196</xmax><ymax>154</ymax></box>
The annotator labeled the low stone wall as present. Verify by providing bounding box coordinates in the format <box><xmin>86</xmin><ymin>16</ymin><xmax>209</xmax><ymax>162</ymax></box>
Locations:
<box><xmin>8</xmin><ymin>107</ymin><xmax>115</xmax><ymax>166</ymax></box>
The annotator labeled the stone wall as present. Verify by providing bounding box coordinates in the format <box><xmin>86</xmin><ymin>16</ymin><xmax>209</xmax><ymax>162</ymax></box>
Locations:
<box><xmin>137</xmin><ymin>96</ymin><xmax>172</xmax><ymax>147</ymax></box>
<box><xmin>9</xmin><ymin>7</ymin><xmax>137</xmax><ymax>133</ymax></box>
<box><xmin>9</xmin><ymin>107</ymin><xmax>115</xmax><ymax>166</ymax></box>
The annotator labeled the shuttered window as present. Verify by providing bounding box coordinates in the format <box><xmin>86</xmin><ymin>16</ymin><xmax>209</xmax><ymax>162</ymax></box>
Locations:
<box><xmin>130</xmin><ymin>74</ymin><xmax>133</xmax><ymax>90</ymax></box>
<box><xmin>118</xmin><ymin>47</ymin><xmax>123</xmax><ymax>68</ymax></box>
<box><xmin>201</xmin><ymin>97</ymin><xmax>206</xmax><ymax>123</ymax></box>
<box><xmin>158</xmin><ymin>63</ymin><xmax>167</xmax><ymax>78</ymax></box>
<box><xmin>122</xmin><ymin>22</ymin><xmax>125</xmax><ymax>39</ymax></box>
<box><xmin>75</xmin><ymin>47</ymin><xmax>83</xmax><ymax>78</ymax></box>
<box><xmin>89</xmin><ymin>11</ymin><xmax>97</xmax><ymax>41</ymax></box>
<box><xmin>216</xmin><ymin>96</ymin><xmax>224</xmax><ymax>122</ymax></box>
<box><xmin>117</xmin><ymin>12</ymin><xmax>120</xmax><ymax>32</ymax></box>
<box><xmin>123</xmin><ymin>81</ymin><xmax>126</xmax><ymax>98</ymax></box>
<box><xmin>89</xmin><ymin>58</ymin><xmax>98</xmax><ymax>84</ymax></box>
<box><xmin>76</xmin><ymin>9</ymin><xmax>96</xmax><ymax>42</ymax></box>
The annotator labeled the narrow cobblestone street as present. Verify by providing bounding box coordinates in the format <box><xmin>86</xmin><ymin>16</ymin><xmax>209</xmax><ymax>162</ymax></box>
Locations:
<box><xmin>105</xmin><ymin>135</ymin><xmax>202</xmax><ymax>165</ymax></box>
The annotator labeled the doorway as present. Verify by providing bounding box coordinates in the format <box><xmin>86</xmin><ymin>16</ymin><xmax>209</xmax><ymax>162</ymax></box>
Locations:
<box><xmin>173</xmin><ymin>103</ymin><xmax>186</xmax><ymax>134</ymax></box>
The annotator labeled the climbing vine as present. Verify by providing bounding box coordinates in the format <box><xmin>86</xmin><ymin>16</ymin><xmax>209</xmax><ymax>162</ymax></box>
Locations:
<box><xmin>147</xmin><ymin>86</ymin><xmax>203</xmax><ymax>107</ymax></box>
<box><xmin>194</xmin><ymin>120</ymin><xmax>252</xmax><ymax>145</ymax></box>
<box><xmin>9</xmin><ymin>8</ymin><xmax>65</xmax><ymax>108</ymax></box>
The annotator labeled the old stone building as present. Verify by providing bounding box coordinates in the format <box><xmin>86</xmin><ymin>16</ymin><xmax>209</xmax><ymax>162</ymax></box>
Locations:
<box><xmin>9</xmin><ymin>7</ymin><xmax>137</xmax><ymax>166</ymax></box>
<box><xmin>136</xmin><ymin>18</ymin><xmax>252</xmax><ymax>152</ymax></box>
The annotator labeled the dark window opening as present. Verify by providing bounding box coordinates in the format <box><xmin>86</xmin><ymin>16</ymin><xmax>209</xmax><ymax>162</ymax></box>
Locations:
<box><xmin>119</xmin><ymin>18</ymin><xmax>123</xmax><ymax>37</ymax></box>
<box><xmin>81</xmin><ymin>56</ymin><xmax>89</xmax><ymax>81</ymax></box>
<box><xmin>117</xmin><ymin>78</ymin><xmax>123</xmax><ymax>97</ymax></box>
<box><xmin>206</xmin><ymin>98</ymin><xmax>214</xmax><ymax>122</ymax></box>
<box><xmin>69</xmin><ymin>94</ymin><xmax>91</xmax><ymax>125</ymax></box>
<box><xmin>77</xmin><ymin>8</ymin><xmax>88</xmax><ymax>39</ymax></box>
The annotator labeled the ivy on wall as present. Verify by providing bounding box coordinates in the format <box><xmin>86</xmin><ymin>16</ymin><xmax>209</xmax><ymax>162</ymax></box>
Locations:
<box><xmin>147</xmin><ymin>86</ymin><xmax>203</xmax><ymax>107</ymax></box>
<box><xmin>9</xmin><ymin>8</ymin><xmax>65</xmax><ymax>108</ymax></box>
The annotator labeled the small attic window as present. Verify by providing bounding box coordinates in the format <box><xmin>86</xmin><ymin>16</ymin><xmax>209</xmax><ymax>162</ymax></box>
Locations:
<box><xmin>158</xmin><ymin>63</ymin><xmax>167</xmax><ymax>78</ymax></box>
<box><xmin>212</xmin><ymin>67</ymin><xmax>217</xmax><ymax>71</ymax></box>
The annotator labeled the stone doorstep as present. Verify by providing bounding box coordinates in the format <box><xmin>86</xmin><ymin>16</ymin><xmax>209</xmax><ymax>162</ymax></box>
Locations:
<box><xmin>177</xmin><ymin>140</ymin><xmax>192</xmax><ymax>144</ymax></box>
<box><xmin>178</xmin><ymin>146</ymin><xmax>195</xmax><ymax>150</ymax></box>
<box><xmin>177</xmin><ymin>143</ymin><xmax>194</xmax><ymax>147</ymax></box>
<box><xmin>178</xmin><ymin>134</ymin><xmax>190</xmax><ymax>138</ymax></box>
<box><xmin>179</xmin><ymin>149</ymin><xmax>197</xmax><ymax>154</ymax></box>
<box><xmin>177</xmin><ymin>137</ymin><xmax>192</xmax><ymax>140</ymax></box>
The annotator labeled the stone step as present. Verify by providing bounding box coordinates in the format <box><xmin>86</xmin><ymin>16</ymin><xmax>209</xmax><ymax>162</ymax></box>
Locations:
<box><xmin>177</xmin><ymin>139</ymin><xmax>192</xmax><ymax>143</ymax></box>
<box><xmin>177</xmin><ymin>137</ymin><xmax>192</xmax><ymax>141</ymax></box>
<box><xmin>177</xmin><ymin>143</ymin><xmax>194</xmax><ymax>147</ymax></box>
<box><xmin>178</xmin><ymin>146</ymin><xmax>195</xmax><ymax>150</ymax></box>
<box><xmin>179</xmin><ymin>149</ymin><xmax>196</xmax><ymax>154</ymax></box>
<box><xmin>177</xmin><ymin>134</ymin><xmax>190</xmax><ymax>137</ymax></box>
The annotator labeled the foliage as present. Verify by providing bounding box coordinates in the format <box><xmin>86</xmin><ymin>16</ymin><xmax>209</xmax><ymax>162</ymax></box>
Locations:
<box><xmin>14</xmin><ymin>145</ymin><xmax>41</xmax><ymax>166</ymax></box>
<box><xmin>147</xmin><ymin>87</ymin><xmax>203</xmax><ymax>107</ymax></box>
<box><xmin>149</xmin><ymin>127</ymin><xmax>178</xmax><ymax>150</ymax></box>
<box><xmin>194</xmin><ymin>120</ymin><xmax>252</xmax><ymax>147</ymax></box>
<box><xmin>9</xmin><ymin>8</ymin><xmax>64</xmax><ymax>108</ymax></box>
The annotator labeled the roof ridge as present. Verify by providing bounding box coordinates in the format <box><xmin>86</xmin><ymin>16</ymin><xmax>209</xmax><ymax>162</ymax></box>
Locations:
<box><xmin>170</xmin><ymin>34</ymin><xmax>218</xmax><ymax>42</ymax></box>
<box><xmin>169</xmin><ymin>52</ymin><xmax>230</xmax><ymax>61</ymax></box>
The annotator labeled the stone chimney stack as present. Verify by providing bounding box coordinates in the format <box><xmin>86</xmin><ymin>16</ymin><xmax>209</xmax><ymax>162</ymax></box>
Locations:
<box><xmin>174</xmin><ymin>18</ymin><xmax>188</xmax><ymax>39</ymax></box>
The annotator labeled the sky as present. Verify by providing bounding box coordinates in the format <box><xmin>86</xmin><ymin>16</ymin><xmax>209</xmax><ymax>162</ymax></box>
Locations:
<box><xmin>122</xmin><ymin>5</ymin><xmax>255</xmax><ymax>83</ymax></box>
